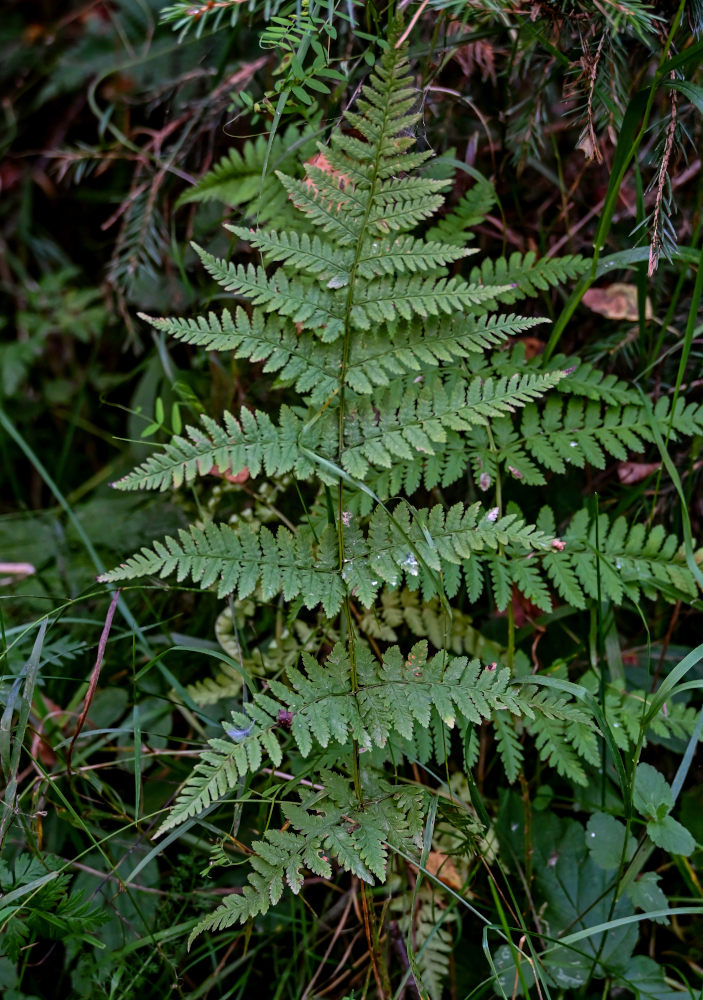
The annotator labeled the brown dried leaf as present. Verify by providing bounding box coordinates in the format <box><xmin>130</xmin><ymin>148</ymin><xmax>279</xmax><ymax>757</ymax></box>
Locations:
<box><xmin>296</xmin><ymin>152</ymin><xmax>354</xmax><ymax>212</ymax></box>
<box><xmin>451</xmin><ymin>35</ymin><xmax>496</xmax><ymax>84</ymax></box>
<box><xmin>31</xmin><ymin>731</ymin><xmax>57</xmax><ymax>768</ymax></box>
<box><xmin>582</xmin><ymin>283</ymin><xmax>653</xmax><ymax>322</ymax></box>
<box><xmin>617</xmin><ymin>461</ymin><xmax>660</xmax><ymax>484</ymax></box>
<box><xmin>510</xmin><ymin>585</ymin><xmax>549</xmax><ymax>627</ymax></box>
<box><xmin>516</xmin><ymin>336</ymin><xmax>544</xmax><ymax>360</ymax></box>
<box><xmin>425</xmin><ymin>850</ymin><xmax>463</xmax><ymax>891</ymax></box>
<box><xmin>209</xmin><ymin>464</ymin><xmax>249</xmax><ymax>484</ymax></box>
<box><xmin>576</xmin><ymin>133</ymin><xmax>601</xmax><ymax>163</ymax></box>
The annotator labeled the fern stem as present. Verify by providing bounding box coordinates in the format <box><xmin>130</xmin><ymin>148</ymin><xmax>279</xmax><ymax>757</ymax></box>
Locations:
<box><xmin>486</xmin><ymin>423</ymin><xmax>515</xmax><ymax>671</ymax></box>
<box><xmin>335</xmin><ymin>44</ymin><xmax>408</xmax><ymax>798</ymax></box>
<box><xmin>485</xmin><ymin>424</ymin><xmax>502</xmax><ymax>516</ymax></box>
<box><xmin>507</xmin><ymin>603</ymin><xmax>515</xmax><ymax>673</ymax></box>
<box><xmin>333</xmin><ymin>43</ymin><xmax>410</xmax><ymax>993</ymax></box>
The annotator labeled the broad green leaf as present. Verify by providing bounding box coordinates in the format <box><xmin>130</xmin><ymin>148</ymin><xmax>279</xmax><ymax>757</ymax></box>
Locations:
<box><xmin>585</xmin><ymin>812</ymin><xmax>636</xmax><ymax>871</ymax></box>
<box><xmin>533</xmin><ymin>814</ymin><xmax>637</xmax><ymax>971</ymax></box>
<box><xmin>633</xmin><ymin>762</ymin><xmax>673</xmax><ymax>820</ymax></box>
<box><xmin>614</xmin><ymin>955</ymin><xmax>686</xmax><ymax>1000</ymax></box>
<box><xmin>646</xmin><ymin>815</ymin><xmax>696</xmax><ymax>857</ymax></box>
<box><xmin>493</xmin><ymin>944</ymin><xmax>536</xmax><ymax>997</ymax></box>
<box><xmin>625</xmin><ymin>872</ymin><xmax>670</xmax><ymax>924</ymax></box>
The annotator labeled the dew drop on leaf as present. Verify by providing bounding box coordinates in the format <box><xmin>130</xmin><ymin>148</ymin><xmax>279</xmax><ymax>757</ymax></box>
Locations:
<box><xmin>225</xmin><ymin>722</ymin><xmax>253</xmax><ymax>742</ymax></box>
<box><xmin>327</xmin><ymin>274</ymin><xmax>348</xmax><ymax>289</ymax></box>
<box><xmin>401</xmin><ymin>553</ymin><xmax>419</xmax><ymax>576</ymax></box>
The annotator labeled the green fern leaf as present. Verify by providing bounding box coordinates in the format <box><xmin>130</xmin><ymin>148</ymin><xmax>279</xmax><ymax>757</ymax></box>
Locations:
<box><xmin>341</xmin><ymin>370</ymin><xmax>566</xmax><ymax>479</ymax></box>
<box><xmin>98</xmin><ymin>521</ymin><xmax>344</xmax><ymax>612</ymax></box>
<box><xmin>228</xmin><ymin>225</ymin><xmax>353</xmax><ymax>282</ymax></box>
<box><xmin>528</xmin><ymin>716</ymin><xmax>588</xmax><ymax>785</ymax></box>
<box><xmin>426</xmin><ymin>175</ymin><xmax>498</xmax><ymax>245</ymax></box>
<box><xmin>176</xmin><ymin>123</ymin><xmax>317</xmax><ymax>221</ymax></box>
<box><xmin>493</xmin><ymin>710</ymin><xmax>524</xmax><ymax>784</ymax></box>
<box><xmin>470</xmin><ymin>251</ymin><xmax>589</xmax><ymax>304</ymax></box>
<box><xmin>194</xmin><ymin>244</ymin><xmax>346</xmax><ymax>339</ymax></box>
<box><xmin>356</xmin><ymin>235</ymin><xmax>474</xmax><ymax>276</ymax></box>
<box><xmin>141</xmin><ymin>308</ymin><xmax>340</xmax><ymax>404</ymax></box>
<box><xmin>112</xmin><ymin>405</ymin><xmax>308</xmax><ymax>491</ymax></box>
<box><xmin>548</xmin><ymin>358</ymin><xmax>638</xmax><ymax>405</ymax></box>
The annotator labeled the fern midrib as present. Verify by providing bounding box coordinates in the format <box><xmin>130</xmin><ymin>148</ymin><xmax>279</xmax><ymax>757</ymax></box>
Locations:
<box><xmin>334</xmin><ymin>58</ymin><xmax>410</xmax><ymax>812</ymax></box>
<box><xmin>337</xmin><ymin>69</ymin><xmax>404</xmax><ymax>688</ymax></box>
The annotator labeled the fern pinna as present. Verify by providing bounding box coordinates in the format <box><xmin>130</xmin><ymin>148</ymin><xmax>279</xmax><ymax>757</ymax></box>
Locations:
<box><xmin>99</xmin><ymin>44</ymin><xmax>700</xmax><ymax>946</ymax></box>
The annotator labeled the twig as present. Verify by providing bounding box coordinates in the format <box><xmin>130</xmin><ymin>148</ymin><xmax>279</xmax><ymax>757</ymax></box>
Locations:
<box><xmin>395</xmin><ymin>0</ymin><xmax>430</xmax><ymax>48</ymax></box>
<box><xmin>302</xmin><ymin>890</ymin><xmax>355</xmax><ymax>999</ymax></box>
<box><xmin>70</xmin><ymin>861</ymin><xmax>168</xmax><ymax>895</ymax></box>
<box><xmin>389</xmin><ymin>920</ymin><xmax>422</xmax><ymax>999</ymax></box>
<box><xmin>67</xmin><ymin>589</ymin><xmax>120</xmax><ymax>776</ymax></box>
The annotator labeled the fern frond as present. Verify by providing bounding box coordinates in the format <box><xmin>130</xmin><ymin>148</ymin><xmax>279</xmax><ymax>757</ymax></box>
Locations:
<box><xmin>185</xmin><ymin>660</ymin><xmax>251</xmax><ymax>706</ymax></box>
<box><xmin>341</xmin><ymin>370</ymin><xmax>567</xmax><ymax>479</ymax></box>
<box><xmin>521</xmin><ymin>395</ymin><xmax>703</xmax><ymax>473</ymax></box>
<box><xmin>227</xmin><ymin>225</ymin><xmax>353</xmax><ymax>281</ymax></box>
<box><xmin>509</xmin><ymin>553</ymin><xmax>553</xmax><ymax>611</ymax></box>
<box><xmin>98</xmin><ymin>521</ymin><xmax>344</xmax><ymax>613</ymax></box>
<box><xmin>112</xmin><ymin>405</ymin><xmax>308</xmax><ymax>491</ymax></box>
<box><xmin>108</xmin><ymin>184</ymin><xmax>169</xmax><ymax>294</ymax></box>
<box><xmin>470</xmin><ymin>251</ymin><xmax>589</xmax><ymax>303</ymax></box>
<box><xmin>391</xmin><ymin>883</ymin><xmax>458</xmax><ymax>998</ymax></box>
<box><xmin>527</xmin><ymin>715</ymin><xmax>589</xmax><ymax>785</ymax></box>
<box><xmin>363</xmin><ymin>181</ymin><xmax>450</xmax><ymax>234</ymax></box>
<box><xmin>578</xmin><ymin>671</ymin><xmax>701</xmax><ymax>751</ymax></box>
<box><xmin>186</xmin><ymin>609</ymin><xmax>329</xmax><ymax>707</ymax></box>
<box><xmin>100</xmin><ymin>33</ymin><xmax>701</xmax><ymax>952</ymax></box>
<box><xmin>356</xmin><ymin>235</ymin><xmax>474</xmax><ymax>276</ymax></box>
<box><xmin>188</xmin><ymin>778</ymin><xmax>424</xmax><ymax>944</ymax></box>
<box><xmin>469</xmin><ymin>389</ymin><xmax>703</xmax><ymax>488</ymax></box>
<box><xmin>159</xmin><ymin>640</ymin><xmax>588</xmax><ymax>838</ymax></box>
<box><xmin>359</xmin><ymin>589</ymin><xmax>504</xmax><ymax>662</ymax></box>
<box><xmin>547</xmin><ymin>357</ymin><xmax>638</xmax><ymax>405</ymax></box>
<box><xmin>352</xmin><ymin>502</ymin><xmax>556</xmax><ymax>605</ymax></box>
<box><xmin>141</xmin><ymin>308</ymin><xmax>341</xmax><ymax>404</ymax></box>
<box><xmin>99</xmin><ymin>498</ymin><xmax>556</xmax><ymax>618</ymax></box>
<box><xmin>493</xmin><ymin>710</ymin><xmax>524</xmax><ymax>784</ymax></box>
<box><xmin>348</xmin><ymin>274</ymin><xmax>512</xmax><ymax>327</ymax></box>
<box><xmin>141</xmin><ymin>308</ymin><xmax>546</xmax><ymax>414</ymax></box>
<box><xmin>426</xmin><ymin>175</ymin><xmax>498</xmax><ymax>245</ymax></box>
<box><xmin>344</xmin><ymin>315</ymin><xmax>548</xmax><ymax>396</ymax></box>
<box><xmin>276</xmin><ymin>171</ymin><xmax>367</xmax><ymax>245</ymax></box>
<box><xmin>157</xmin><ymin>645</ymin><xmax>366</xmax><ymax>834</ymax></box>
<box><xmin>177</xmin><ymin>123</ymin><xmax>317</xmax><ymax>222</ymax></box>
<box><xmin>187</xmin><ymin>821</ymin><xmax>339</xmax><ymax>942</ymax></box>
<box><xmin>114</xmin><ymin>364</ymin><xmax>566</xmax><ymax>498</ymax></box>
<box><xmin>194</xmin><ymin>244</ymin><xmax>346</xmax><ymax>339</ymax></box>
<box><xmin>547</xmin><ymin>507</ymin><xmax>700</xmax><ymax>607</ymax></box>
